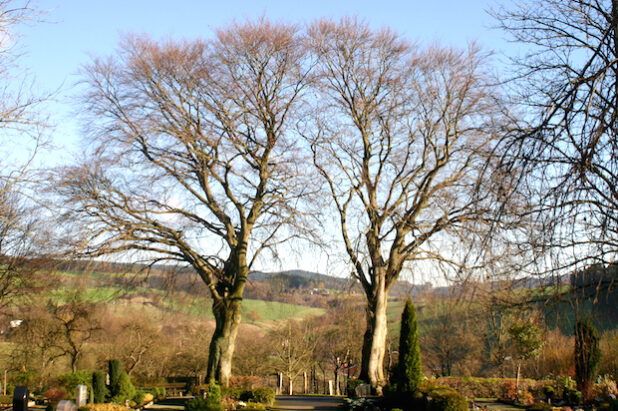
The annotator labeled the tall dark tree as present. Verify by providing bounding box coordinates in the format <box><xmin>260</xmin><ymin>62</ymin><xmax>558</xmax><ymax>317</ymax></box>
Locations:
<box><xmin>109</xmin><ymin>359</ymin><xmax>123</xmax><ymax>396</ymax></box>
<box><xmin>575</xmin><ymin>317</ymin><xmax>601</xmax><ymax>399</ymax></box>
<box><xmin>394</xmin><ymin>298</ymin><xmax>422</xmax><ymax>393</ymax></box>
<box><xmin>92</xmin><ymin>371</ymin><xmax>109</xmax><ymax>403</ymax></box>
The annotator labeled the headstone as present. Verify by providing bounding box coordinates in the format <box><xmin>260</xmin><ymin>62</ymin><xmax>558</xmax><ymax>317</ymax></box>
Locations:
<box><xmin>355</xmin><ymin>383</ymin><xmax>372</xmax><ymax>397</ymax></box>
<box><xmin>13</xmin><ymin>386</ymin><xmax>28</xmax><ymax>411</ymax></box>
<box><xmin>57</xmin><ymin>400</ymin><xmax>77</xmax><ymax>411</ymax></box>
<box><xmin>76</xmin><ymin>385</ymin><xmax>88</xmax><ymax>407</ymax></box>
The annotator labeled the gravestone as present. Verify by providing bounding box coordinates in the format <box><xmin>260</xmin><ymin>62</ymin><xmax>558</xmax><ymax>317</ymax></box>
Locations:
<box><xmin>13</xmin><ymin>386</ymin><xmax>28</xmax><ymax>411</ymax></box>
<box><xmin>76</xmin><ymin>384</ymin><xmax>88</xmax><ymax>407</ymax></box>
<box><xmin>57</xmin><ymin>400</ymin><xmax>77</xmax><ymax>411</ymax></box>
<box><xmin>355</xmin><ymin>383</ymin><xmax>372</xmax><ymax>397</ymax></box>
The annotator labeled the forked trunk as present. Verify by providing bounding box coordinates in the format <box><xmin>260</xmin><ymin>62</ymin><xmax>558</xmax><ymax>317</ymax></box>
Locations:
<box><xmin>206</xmin><ymin>297</ymin><xmax>242</xmax><ymax>386</ymax></box>
<box><xmin>359</xmin><ymin>277</ymin><xmax>389</xmax><ymax>394</ymax></box>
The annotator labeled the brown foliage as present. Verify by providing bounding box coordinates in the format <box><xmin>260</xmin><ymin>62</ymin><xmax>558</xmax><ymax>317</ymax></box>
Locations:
<box><xmin>600</xmin><ymin>330</ymin><xmax>618</xmax><ymax>379</ymax></box>
<box><xmin>529</xmin><ymin>328</ymin><xmax>574</xmax><ymax>379</ymax></box>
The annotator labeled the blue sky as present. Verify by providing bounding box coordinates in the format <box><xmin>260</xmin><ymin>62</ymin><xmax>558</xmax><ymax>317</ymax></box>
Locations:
<box><xmin>11</xmin><ymin>0</ymin><xmax>510</xmax><ymax>277</ymax></box>
<box><xmin>14</xmin><ymin>0</ymin><xmax>507</xmax><ymax>157</ymax></box>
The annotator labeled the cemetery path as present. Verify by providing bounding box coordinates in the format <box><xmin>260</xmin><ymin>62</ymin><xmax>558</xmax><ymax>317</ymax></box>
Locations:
<box><xmin>271</xmin><ymin>395</ymin><xmax>344</xmax><ymax>411</ymax></box>
<box><xmin>143</xmin><ymin>397</ymin><xmax>186</xmax><ymax>410</ymax></box>
<box><xmin>142</xmin><ymin>395</ymin><xmax>344</xmax><ymax>411</ymax></box>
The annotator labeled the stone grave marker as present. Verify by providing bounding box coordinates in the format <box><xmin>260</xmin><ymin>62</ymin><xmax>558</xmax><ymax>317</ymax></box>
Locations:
<box><xmin>57</xmin><ymin>400</ymin><xmax>77</xmax><ymax>411</ymax></box>
<box><xmin>355</xmin><ymin>383</ymin><xmax>372</xmax><ymax>397</ymax></box>
<box><xmin>13</xmin><ymin>386</ymin><xmax>28</xmax><ymax>411</ymax></box>
<box><xmin>76</xmin><ymin>384</ymin><xmax>88</xmax><ymax>407</ymax></box>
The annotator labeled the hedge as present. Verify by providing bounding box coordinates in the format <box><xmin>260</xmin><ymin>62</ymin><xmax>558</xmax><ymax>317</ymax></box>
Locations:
<box><xmin>424</xmin><ymin>386</ymin><xmax>468</xmax><ymax>411</ymax></box>
<box><xmin>382</xmin><ymin>382</ymin><xmax>467</xmax><ymax>411</ymax></box>
<box><xmin>238</xmin><ymin>388</ymin><xmax>275</xmax><ymax>406</ymax></box>
<box><xmin>437</xmin><ymin>377</ymin><xmax>553</xmax><ymax>399</ymax></box>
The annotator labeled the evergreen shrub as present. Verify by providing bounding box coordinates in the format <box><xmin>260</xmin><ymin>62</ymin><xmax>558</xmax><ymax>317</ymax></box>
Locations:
<box><xmin>249</xmin><ymin>388</ymin><xmax>275</xmax><ymax>405</ymax></box>
<box><xmin>59</xmin><ymin>371</ymin><xmax>93</xmax><ymax>396</ymax></box>
<box><xmin>185</xmin><ymin>383</ymin><xmax>223</xmax><ymax>411</ymax></box>
<box><xmin>92</xmin><ymin>371</ymin><xmax>109</xmax><ymax>403</ymax></box>
<box><xmin>108</xmin><ymin>360</ymin><xmax>122</xmax><ymax>397</ymax></box>
<box><xmin>238</xmin><ymin>388</ymin><xmax>274</xmax><ymax>405</ymax></box>
<box><xmin>394</xmin><ymin>298</ymin><xmax>422</xmax><ymax>393</ymax></box>
<box><xmin>424</xmin><ymin>386</ymin><xmax>467</xmax><ymax>411</ymax></box>
<box><xmin>346</xmin><ymin>379</ymin><xmax>365</xmax><ymax>397</ymax></box>
<box><xmin>132</xmin><ymin>390</ymin><xmax>145</xmax><ymax>406</ymax></box>
<box><xmin>220</xmin><ymin>387</ymin><xmax>241</xmax><ymax>400</ymax></box>
<box><xmin>110</xmin><ymin>372</ymin><xmax>136</xmax><ymax>404</ymax></box>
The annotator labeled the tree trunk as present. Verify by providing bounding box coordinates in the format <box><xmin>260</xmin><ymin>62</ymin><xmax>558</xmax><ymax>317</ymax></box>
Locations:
<box><xmin>334</xmin><ymin>368</ymin><xmax>340</xmax><ymax>396</ymax></box>
<box><xmin>515</xmin><ymin>361</ymin><xmax>521</xmax><ymax>398</ymax></box>
<box><xmin>206</xmin><ymin>296</ymin><xmax>242</xmax><ymax>386</ymax></box>
<box><xmin>358</xmin><ymin>277</ymin><xmax>388</xmax><ymax>394</ymax></box>
<box><xmin>303</xmin><ymin>372</ymin><xmax>308</xmax><ymax>394</ymax></box>
<box><xmin>277</xmin><ymin>372</ymin><xmax>283</xmax><ymax>395</ymax></box>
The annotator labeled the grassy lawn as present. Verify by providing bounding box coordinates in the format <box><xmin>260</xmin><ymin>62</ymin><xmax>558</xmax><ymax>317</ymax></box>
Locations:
<box><xmin>241</xmin><ymin>299</ymin><xmax>325</xmax><ymax>322</ymax></box>
<box><xmin>160</xmin><ymin>295</ymin><xmax>325</xmax><ymax>322</ymax></box>
<box><xmin>48</xmin><ymin>286</ymin><xmax>128</xmax><ymax>303</ymax></box>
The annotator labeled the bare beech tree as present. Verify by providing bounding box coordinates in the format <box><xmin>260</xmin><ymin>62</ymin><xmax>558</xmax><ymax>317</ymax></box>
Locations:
<box><xmin>57</xmin><ymin>20</ymin><xmax>313</xmax><ymax>385</ymax></box>
<box><xmin>493</xmin><ymin>0</ymin><xmax>618</xmax><ymax>273</ymax></box>
<box><xmin>0</xmin><ymin>0</ymin><xmax>48</xmax><ymax>310</ymax></box>
<box><xmin>305</xmin><ymin>19</ymin><xmax>507</xmax><ymax>391</ymax></box>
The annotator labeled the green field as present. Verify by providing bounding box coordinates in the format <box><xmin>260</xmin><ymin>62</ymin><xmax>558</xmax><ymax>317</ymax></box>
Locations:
<box><xmin>28</xmin><ymin>269</ymin><xmax>327</xmax><ymax>330</ymax></box>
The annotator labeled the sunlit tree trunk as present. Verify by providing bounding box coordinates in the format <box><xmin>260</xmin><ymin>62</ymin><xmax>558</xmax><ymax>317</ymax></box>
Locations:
<box><xmin>207</xmin><ymin>297</ymin><xmax>242</xmax><ymax>386</ymax></box>
<box><xmin>206</xmin><ymin>252</ymin><xmax>248</xmax><ymax>386</ymax></box>
<box><xmin>359</xmin><ymin>275</ymin><xmax>388</xmax><ymax>393</ymax></box>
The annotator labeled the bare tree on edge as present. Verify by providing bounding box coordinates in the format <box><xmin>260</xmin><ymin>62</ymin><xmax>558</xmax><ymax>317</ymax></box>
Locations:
<box><xmin>305</xmin><ymin>18</ymin><xmax>508</xmax><ymax>392</ymax></box>
<box><xmin>493</xmin><ymin>0</ymin><xmax>618</xmax><ymax>274</ymax></box>
<box><xmin>1</xmin><ymin>0</ymin><xmax>50</xmax><ymax>310</ymax></box>
<box><xmin>57</xmin><ymin>21</ymin><xmax>313</xmax><ymax>386</ymax></box>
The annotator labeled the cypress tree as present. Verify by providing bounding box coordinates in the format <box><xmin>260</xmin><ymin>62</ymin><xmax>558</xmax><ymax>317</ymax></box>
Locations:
<box><xmin>108</xmin><ymin>359</ymin><xmax>123</xmax><ymax>397</ymax></box>
<box><xmin>395</xmin><ymin>297</ymin><xmax>423</xmax><ymax>393</ymax></box>
<box><xmin>575</xmin><ymin>317</ymin><xmax>601</xmax><ymax>399</ymax></box>
<box><xmin>92</xmin><ymin>370</ymin><xmax>109</xmax><ymax>403</ymax></box>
